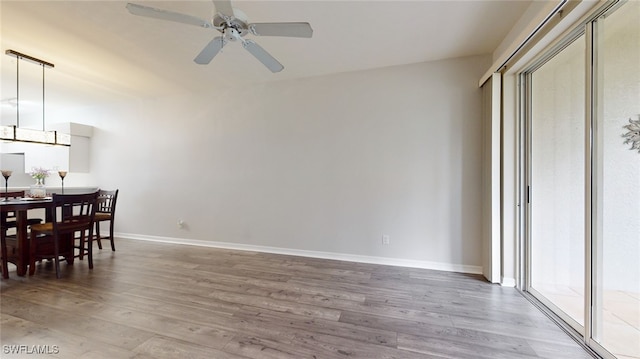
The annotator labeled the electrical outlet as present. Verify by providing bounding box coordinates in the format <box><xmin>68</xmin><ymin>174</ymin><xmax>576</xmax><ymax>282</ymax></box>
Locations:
<box><xmin>382</xmin><ymin>235</ymin><xmax>390</xmax><ymax>245</ymax></box>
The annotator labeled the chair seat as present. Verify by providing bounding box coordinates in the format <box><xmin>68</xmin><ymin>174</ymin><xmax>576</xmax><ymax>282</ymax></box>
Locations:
<box><xmin>30</xmin><ymin>222</ymin><xmax>54</xmax><ymax>233</ymax></box>
<box><xmin>4</xmin><ymin>218</ymin><xmax>43</xmax><ymax>228</ymax></box>
<box><xmin>31</xmin><ymin>216</ymin><xmax>93</xmax><ymax>236</ymax></box>
<box><xmin>94</xmin><ymin>213</ymin><xmax>112</xmax><ymax>222</ymax></box>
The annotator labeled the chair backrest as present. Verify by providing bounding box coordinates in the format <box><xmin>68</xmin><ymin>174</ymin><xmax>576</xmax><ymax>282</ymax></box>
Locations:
<box><xmin>50</xmin><ymin>191</ymin><xmax>99</xmax><ymax>235</ymax></box>
<box><xmin>1</xmin><ymin>191</ymin><xmax>25</xmax><ymax>228</ymax></box>
<box><xmin>97</xmin><ymin>189</ymin><xmax>118</xmax><ymax>216</ymax></box>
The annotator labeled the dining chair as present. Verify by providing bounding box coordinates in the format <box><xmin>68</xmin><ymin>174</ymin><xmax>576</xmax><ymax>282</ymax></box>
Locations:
<box><xmin>0</xmin><ymin>193</ymin><xmax>20</xmax><ymax>279</ymax></box>
<box><xmin>1</xmin><ymin>190</ymin><xmax>43</xmax><ymax>229</ymax></box>
<box><xmin>28</xmin><ymin>191</ymin><xmax>99</xmax><ymax>278</ymax></box>
<box><xmin>1</xmin><ymin>190</ymin><xmax>42</xmax><ymax>279</ymax></box>
<box><xmin>94</xmin><ymin>189</ymin><xmax>119</xmax><ymax>252</ymax></box>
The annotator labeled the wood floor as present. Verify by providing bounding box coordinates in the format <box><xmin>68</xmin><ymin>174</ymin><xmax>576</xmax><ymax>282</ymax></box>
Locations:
<box><xmin>1</xmin><ymin>238</ymin><xmax>595</xmax><ymax>358</ymax></box>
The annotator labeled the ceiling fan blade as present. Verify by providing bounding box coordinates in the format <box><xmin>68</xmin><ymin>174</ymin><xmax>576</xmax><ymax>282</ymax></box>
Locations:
<box><xmin>194</xmin><ymin>37</ymin><xmax>226</xmax><ymax>64</ymax></box>
<box><xmin>126</xmin><ymin>3</ymin><xmax>212</xmax><ymax>28</ymax></box>
<box><xmin>249</xmin><ymin>22</ymin><xmax>313</xmax><ymax>38</ymax></box>
<box><xmin>212</xmin><ymin>0</ymin><xmax>235</xmax><ymax>17</ymax></box>
<box><xmin>242</xmin><ymin>40</ymin><xmax>284</xmax><ymax>73</ymax></box>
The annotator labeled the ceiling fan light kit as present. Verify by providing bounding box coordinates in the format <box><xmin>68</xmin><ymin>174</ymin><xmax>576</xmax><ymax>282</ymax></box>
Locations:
<box><xmin>126</xmin><ymin>0</ymin><xmax>313</xmax><ymax>73</ymax></box>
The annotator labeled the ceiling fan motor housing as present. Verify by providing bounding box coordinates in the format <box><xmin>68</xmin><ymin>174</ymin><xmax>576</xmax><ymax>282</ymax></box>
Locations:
<box><xmin>224</xmin><ymin>27</ymin><xmax>242</xmax><ymax>42</ymax></box>
<box><xmin>213</xmin><ymin>9</ymin><xmax>249</xmax><ymax>38</ymax></box>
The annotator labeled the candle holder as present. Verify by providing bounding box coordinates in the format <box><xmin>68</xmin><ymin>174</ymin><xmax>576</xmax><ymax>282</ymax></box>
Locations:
<box><xmin>1</xmin><ymin>170</ymin><xmax>12</xmax><ymax>200</ymax></box>
<box><xmin>58</xmin><ymin>171</ymin><xmax>68</xmax><ymax>194</ymax></box>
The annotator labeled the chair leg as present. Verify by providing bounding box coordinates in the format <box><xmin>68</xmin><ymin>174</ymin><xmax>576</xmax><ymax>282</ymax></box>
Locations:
<box><xmin>78</xmin><ymin>233</ymin><xmax>85</xmax><ymax>260</ymax></box>
<box><xmin>66</xmin><ymin>233</ymin><xmax>75</xmax><ymax>266</ymax></box>
<box><xmin>0</xmin><ymin>256</ymin><xmax>7</xmax><ymax>279</ymax></box>
<box><xmin>1</xmin><ymin>232</ymin><xmax>9</xmax><ymax>279</ymax></box>
<box><xmin>95</xmin><ymin>221</ymin><xmax>103</xmax><ymax>250</ymax></box>
<box><xmin>88</xmin><ymin>229</ymin><xmax>93</xmax><ymax>270</ymax></box>
<box><xmin>0</xmin><ymin>214</ymin><xmax>7</xmax><ymax>279</ymax></box>
<box><xmin>29</xmin><ymin>232</ymin><xmax>37</xmax><ymax>276</ymax></box>
<box><xmin>109</xmin><ymin>220</ymin><xmax>115</xmax><ymax>251</ymax></box>
<box><xmin>53</xmin><ymin>234</ymin><xmax>61</xmax><ymax>279</ymax></box>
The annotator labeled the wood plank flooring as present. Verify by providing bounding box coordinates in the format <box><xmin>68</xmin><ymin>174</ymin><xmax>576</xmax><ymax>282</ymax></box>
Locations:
<box><xmin>0</xmin><ymin>238</ymin><xmax>595</xmax><ymax>358</ymax></box>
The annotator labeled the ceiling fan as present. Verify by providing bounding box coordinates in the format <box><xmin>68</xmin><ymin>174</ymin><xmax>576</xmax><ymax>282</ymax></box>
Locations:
<box><xmin>126</xmin><ymin>0</ymin><xmax>313</xmax><ymax>73</ymax></box>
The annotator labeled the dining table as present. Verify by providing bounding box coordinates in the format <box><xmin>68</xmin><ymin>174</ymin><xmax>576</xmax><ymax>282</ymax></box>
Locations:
<box><xmin>1</xmin><ymin>197</ymin><xmax>53</xmax><ymax>276</ymax></box>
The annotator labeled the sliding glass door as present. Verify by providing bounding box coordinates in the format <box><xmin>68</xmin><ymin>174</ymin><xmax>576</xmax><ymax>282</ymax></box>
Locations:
<box><xmin>527</xmin><ymin>33</ymin><xmax>586</xmax><ymax>333</ymax></box>
<box><xmin>592</xmin><ymin>2</ymin><xmax>640</xmax><ymax>358</ymax></box>
<box><xmin>524</xmin><ymin>1</ymin><xmax>639</xmax><ymax>358</ymax></box>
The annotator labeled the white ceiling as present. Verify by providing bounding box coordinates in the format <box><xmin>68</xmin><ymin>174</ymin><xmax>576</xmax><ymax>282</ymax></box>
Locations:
<box><xmin>1</xmin><ymin>0</ymin><xmax>532</xmax><ymax>109</ymax></box>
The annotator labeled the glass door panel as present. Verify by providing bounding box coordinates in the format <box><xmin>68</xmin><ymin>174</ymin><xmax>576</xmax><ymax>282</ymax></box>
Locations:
<box><xmin>593</xmin><ymin>2</ymin><xmax>640</xmax><ymax>358</ymax></box>
<box><xmin>529</xmin><ymin>34</ymin><xmax>586</xmax><ymax>331</ymax></box>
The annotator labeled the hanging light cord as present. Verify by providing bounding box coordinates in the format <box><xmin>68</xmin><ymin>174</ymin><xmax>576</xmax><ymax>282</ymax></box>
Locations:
<box><xmin>16</xmin><ymin>56</ymin><xmax>20</xmax><ymax>128</ymax></box>
<box><xmin>5</xmin><ymin>49</ymin><xmax>54</xmax><ymax>130</ymax></box>
<box><xmin>42</xmin><ymin>63</ymin><xmax>45</xmax><ymax>131</ymax></box>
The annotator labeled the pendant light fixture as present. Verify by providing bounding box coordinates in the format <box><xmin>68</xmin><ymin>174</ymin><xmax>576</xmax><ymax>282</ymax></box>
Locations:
<box><xmin>0</xmin><ymin>49</ymin><xmax>70</xmax><ymax>146</ymax></box>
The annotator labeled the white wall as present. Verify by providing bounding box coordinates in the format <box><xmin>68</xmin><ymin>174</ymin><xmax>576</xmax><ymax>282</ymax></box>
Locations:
<box><xmin>83</xmin><ymin>56</ymin><xmax>489</xmax><ymax>271</ymax></box>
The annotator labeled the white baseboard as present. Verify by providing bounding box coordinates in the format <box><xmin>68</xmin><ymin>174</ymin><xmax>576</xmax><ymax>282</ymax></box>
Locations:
<box><xmin>114</xmin><ymin>232</ymin><xmax>483</xmax><ymax>275</ymax></box>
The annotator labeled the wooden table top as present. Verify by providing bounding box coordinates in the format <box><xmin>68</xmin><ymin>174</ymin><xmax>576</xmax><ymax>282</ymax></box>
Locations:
<box><xmin>0</xmin><ymin>197</ymin><xmax>53</xmax><ymax>211</ymax></box>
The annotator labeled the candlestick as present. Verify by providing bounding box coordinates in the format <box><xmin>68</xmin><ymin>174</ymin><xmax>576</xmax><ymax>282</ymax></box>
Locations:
<box><xmin>58</xmin><ymin>171</ymin><xmax>67</xmax><ymax>194</ymax></box>
<box><xmin>1</xmin><ymin>170</ymin><xmax>12</xmax><ymax>200</ymax></box>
